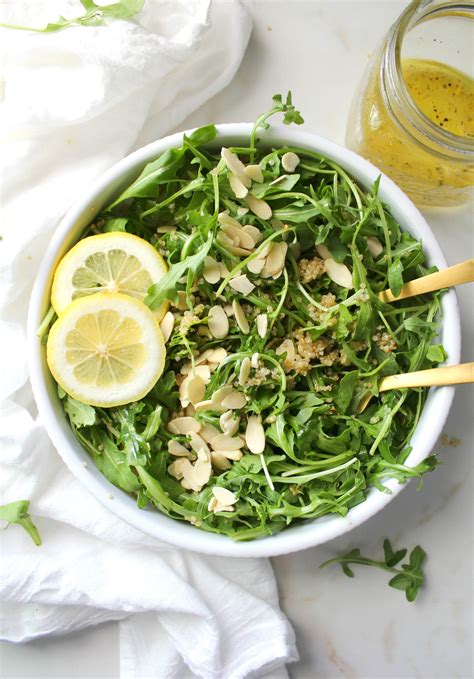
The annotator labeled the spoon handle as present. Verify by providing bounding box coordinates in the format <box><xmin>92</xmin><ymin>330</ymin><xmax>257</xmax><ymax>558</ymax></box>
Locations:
<box><xmin>378</xmin><ymin>258</ymin><xmax>474</xmax><ymax>303</ymax></box>
<box><xmin>379</xmin><ymin>362</ymin><xmax>474</xmax><ymax>392</ymax></box>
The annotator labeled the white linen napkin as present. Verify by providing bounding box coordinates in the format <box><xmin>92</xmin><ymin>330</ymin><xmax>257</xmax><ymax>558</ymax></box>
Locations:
<box><xmin>0</xmin><ymin>2</ymin><xmax>298</xmax><ymax>677</ymax></box>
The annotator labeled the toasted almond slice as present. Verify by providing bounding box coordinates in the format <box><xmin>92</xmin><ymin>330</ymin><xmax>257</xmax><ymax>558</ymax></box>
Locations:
<box><xmin>221</xmin><ymin>391</ymin><xmax>247</xmax><ymax>410</ymax></box>
<box><xmin>168</xmin><ymin>440</ymin><xmax>191</xmax><ymax>457</ymax></box>
<box><xmin>245</xmin><ymin>195</ymin><xmax>272</xmax><ymax>220</ymax></box>
<box><xmin>207</xmin><ymin>347</ymin><xmax>228</xmax><ymax>364</ymax></box>
<box><xmin>211</xmin><ymin>434</ymin><xmax>245</xmax><ymax>451</ymax></box>
<box><xmin>219</xmin><ymin>262</ymin><xmax>230</xmax><ymax>277</ymax></box>
<box><xmin>219</xmin><ymin>410</ymin><xmax>240</xmax><ymax>436</ymax></box>
<box><xmin>210</xmin><ymin>452</ymin><xmax>232</xmax><ymax>471</ymax></box>
<box><xmin>236</xmin><ymin>206</ymin><xmax>249</xmax><ymax>216</ymax></box>
<box><xmin>212</xmin><ymin>487</ymin><xmax>237</xmax><ymax>505</ymax></box>
<box><xmin>256</xmin><ymin>242</ymin><xmax>273</xmax><ymax>259</ymax></box>
<box><xmin>196</xmin><ymin>365</ymin><xmax>212</xmax><ymax>383</ymax></box>
<box><xmin>239</xmin><ymin>357</ymin><xmax>251</xmax><ymax>386</ymax></box>
<box><xmin>208</xmin><ymin>496</ymin><xmax>219</xmax><ymax>511</ymax></box>
<box><xmin>189</xmin><ymin>432</ymin><xmax>210</xmax><ymax>456</ymax></box>
<box><xmin>200</xmin><ymin>422</ymin><xmax>221</xmax><ymax>444</ymax></box>
<box><xmin>316</xmin><ymin>244</ymin><xmax>332</xmax><ymax>260</ymax></box>
<box><xmin>236</xmin><ymin>229</ymin><xmax>256</xmax><ymax>251</ymax></box>
<box><xmin>224</xmin><ymin>303</ymin><xmax>234</xmax><ymax>317</ymax></box>
<box><xmin>187</xmin><ymin>374</ymin><xmax>206</xmax><ymax>406</ymax></box>
<box><xmin>179</xmin><ymin>376</ymin><xmax>191</xmax><ymax>407</ymax></box>
<box><xmin>217</xmin><ymin>232</ymin><xmax>253</xmax><ymax>257</ymax></box>
<box><xmin>203</xmin><ymin>256</ymin><xmax>221</xmax><ymax>284</ymax></box>
<box><xmin>168</xmin><ymin>417</ymin><xmax>201</xmax><ymax>435</ymax></box>
<box><xmin>262</xmin><ymin>242</ymin><xmax>288</xmax><ymax>277</ymax></box>
<box><xmin>156</xmin><ymin>225</ymin><xmax>177</xmax><ymax>233</ymax></box>
<box><xmin>247</xmin><ymin>257</ymin><xmax>265</xmax><ymax>274</ymax></box>
<box><xmin>168</xmin><ymin>458</ymin><xmax>189</xmax><ymax>480</ymax></box>
<box><xmin>366</xmin><ymin>236</ymin><xmax>384</xmax><ymax>258</ymax></box>
<box><xmin>276</xmin><ymin>339</ymin><xmax>295</xmax><ymax>370</ymax></box>
<box><xmin>218</xmin><ymin>211</ymin><xmax>241</xmax><ymax>229</ymax></box>
<box><xmin>194</xmin><ymin>399</ymin><xmax>215</xmax><ymax>413</ymax></box>
<box><xmin>324</xmin><ymin>258</ymin><xmax>354</xmax><ymax>288</ymax></box>
<box><xmin>208</xmin><ymin>305</ymin><xmax>229</xmax><ymax>339</ymax></box>
<box><xmin>281</xmin><ymin>152</ymin><xmax>300</xmax><ymax>172</ymax></box>
<box><xmin>221</xmin><ymin>148</ymin><xmax>251</xmax><ymax>188</ymax></box>
<box><xmin>229</xmin><ymin>274</ymin><xmax>255</xmax><ymax>295</ymax></box>
<box><xmin>245</xmin><ymin>415</ymin><xmax>266</xmax><ymax>454</ymax></box>
<box><xmin>188</xmin><ymin>456</ymin><xmax>212</xmax><ymax>490</ymax></box>
<box><xmin>244</xmin><ymin>164</ymin><xmax>264</xmax><ymax>183</ymax></box>
<box><xmin>221</xmin><ymin>220</ymin><xmax>243</xmax><ymax>243</ymax></box>
<box><xmin>256</xmin><ymin>314</ymin><xmax>268</xmax><ymax>339</ymax></box>
<box><xmin>251</xmin><ymin>352</ymin><xmax>259</xmax><ymax>369</ymax></box>
<box><xmin>212</xmin><ymin>385</ymin><xmax>234</xmax><ymax>405</ymax></box>
<box><xmin>171</xmin><ymin>290</ymin><xmax>188</xmax><ymax>311</ymax></box>
<box><xmin>229</xmin><ymin>173</ymin><xmax>248</xmax><ymax>199</ymax></box>
<box><xmin>218</xmin><ymin>449</ymin><xmax>243</xmax><ymax>461</ymax></box>
<box><xmin>242</xmin><ymin>224</ymin><xmax>262</xmax><ymax>245</ymax></box>
<box><xmin>160</xmin><ymin>311</ymin><xmax>175</xmax><ymax>344</ymax></box>
<box><xmin>232</xmin><ymin>299</ymin><xmax>250</xmax><ymax>334</ymax></box>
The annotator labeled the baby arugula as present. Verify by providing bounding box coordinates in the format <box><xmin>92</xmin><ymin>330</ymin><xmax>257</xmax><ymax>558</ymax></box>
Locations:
<box><xmin>0</xmin><ymin>500</ymin><xmax>42</xmax><ymax>546</ymax></box>
<box><xmin>320</xmin><ymin>538</ymin><xmax>426</xmax><ymax>602</ymax></box>
<box><xmin>0</xmin><ymin>1</ymin><xmax>144</xmax><ymax>33</ymax></box>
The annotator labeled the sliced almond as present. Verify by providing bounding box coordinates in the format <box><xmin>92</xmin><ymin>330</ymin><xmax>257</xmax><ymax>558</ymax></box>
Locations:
<box><xmin>194</xmin><ymin>399</ymin><xmax>215</xmax><ymax>413</ymax></box>
<box><xmin>211</xmin><ymin>434</ymin><xmax>245</xmax><ymax>451</ymax></box>
<box><xmin>232</xmin><ymin>299</ymin><xmax>250</xmax><ymax>334</ymax></box>
<box><xmin>212</xmin><ymin>385</ymin><xmax>234</xmax><ymax>405</ymax></box>
<box><xmin>185</xmin><ymin>404</ymin><xmax>196</xmax><ymax>417</ymax></box>
<box><xmin>200</xmin><ymin>422</ymin><xmax>221</xmax><ymax>444</ymax></box>
<box><xmin>245</xmin><ymin>195</ymin><xmax>272</xmax><ymax>220</ymax></box>
<box><xmin>160</xmin><ymin>311</ymin><xmax>175</xmax><ymax>344</ymax></box>
<box><xmin>261</xmin><ymin>242</ymin><xmax>288</xmax><ymax>278</ymax></box>
<box><xmin>281</xmin><ymin>152</ymin><xmax>300</xmax><ymax>173</ymax></box>
<box><xmin>238</xmin><ymin>356</ymin><xmax>251</xmax><ymax>386</ymax></box>
<box><xmin>187</xmin><ymin>455</ymin><xmax>212</xmax><ymax>490</ymax></box>
<box><xmin>236</xmin><ymin>229</ymin><xmax>256</xmax><ymax>251</ymax></box>
<box><xmin>218</xmin><ymin>449</ymin><xmax>243</xmax><ymax>461</ymax></box>
<box><xmin>168</xmin><ymin>440</ymin><xmax>191</xmax><ymax>457</ymax></box>
<box><xmin>247</xmin><ymin>257</ymin><xmax>265</xmax><ymax>274</ymax></box>
<box><xmin>236</xmin><ymin>206</ymin><xmax>249</xmax><ymax>216</ymax></box>
<box><xmin>187</xmin><ymin>374</ymin><xmax>206</xmax><ymax>406</ymax></box>
<box><xmin>366</xmin><ymin>236</ymin><xmax>384</xmax><ymax>258</ymax></box>
<box><xmin>324</xmin><ymin>258</ymin><xmax>354</xmax><ymax>288</ymax></box>
<box><xmin>219</xmin><ymin>410</ymin><xmax>240</xmax><ymax>436</ymax></box>
<box><xmin>276</xmin><ymin>339</ymin><xmax>295</xmax><ymax>371</ymax></box>
<box><xmin>188</xmin><ymin>432</ymin><xmax>210</xmax><ymax>456</ymax></box>
<box><xmin>208</xmin><ymin>496</ymin><xmax>219</xmax><ymax>512</ymax></box>
<box><xmin>229</xmin><ymin>274</ymin><xmax>255</xmax><ymax>295</ymax></box>
<box><xmin>212</xmin><ymin>487</ymin><xmax>237</xmax><ymax>505</ymax></box>
<box><xmin>218</xmin><ymin>211</ymin><xmax>242</xmax><ymax>230</ymax></box>
<box><xmin>203</xmin><ymin>256</ymin><xmax>221</xmax><ymax>284</ymax></box>
<box><xmin>221</xmin><ymin>148</ymin><xmax>251</xmax><ymax>188</ymax></box>
<box><xmin>210</xmin><ymin>452</ymin><xmax>232</xmax><ymax>471</ymax></box>
<box><xmin>217</xmin><ymin>231</ymin><xmax>252</xmax><ymax>257</ymax></box>
<box><xmin>245</xmin><ymin>415</ymin><xmax>266</xmax><ymax>454</ymax></box>
<box><xmin>208</xmin><ymin>305</ymin><xmax>229</xmax><ymax>339</ymax></box>
<box><xmin>242</xmin><ymin>224</ymin><xmax>262</xmax><ymax>245</ymax></box>
<box><xmin>221</xmin><ymin>391</ymin><xmax>247</xmax><ymax>410</ymax></box>
<box><xmin>256</xmin><ymin>314</ymin><xmax>268</xmax><ymax>339</ymax></box>
<box><xmin>220</xmin><ymin>220</ymin><xmax>243</xmax><ymax>243</ymax></box>
<box><xmin>224</xmin><ymin>303</ymin><xmax>234</xmax><ymax>317</ymax></box>
<box><xmin>316</xmin><ymin>244</ymin><xmax>332</xmax><ymax>260</ymax></box>
<box><xmin>219</xmin><ymin>261</ymin><xmax>230</xmax><ymax>277</ymax></box>
<box><xmin>251</xmin><ymin>352</ymin><xmax>259</xmax><ymax>369</ymax></box>
<box><xmin>171</xmin><ymin>290</ymin><xmax>188</xmax><ymax>311</ymax></box>
<box><xmin>168</xmin><ymin>458</ymin><xmax>189</xmax><ymax>480</ymax></box>
<box><xmin>207</xmin><ymin>347</ymin><xmax>228</xmax><ymax>364</ymax></box>
<box><xmin>168</xmin><ymin>417</ymin><xmax>201</xmax><ymax>436</ymax></box>
<box><xmin>229</xmin><ymin>173</ymin><xmax>248</xmax><ymax>199</ymax></box>
<box><xmin>197</xmin><ymin>326</ymin><xmax>213</xmax><ymax>339</ymax></box>
<box><xmin>244</xmin><ymin>164</ymin><xmax>264</xmax><ymax>183</ymax></box>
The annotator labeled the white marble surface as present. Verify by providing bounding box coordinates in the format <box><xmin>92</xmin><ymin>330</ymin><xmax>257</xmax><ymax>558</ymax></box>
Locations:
<box><xmin>1</xmin><ymin>1</ymin><xmax>473</xmax><ymax>677</ymax></box>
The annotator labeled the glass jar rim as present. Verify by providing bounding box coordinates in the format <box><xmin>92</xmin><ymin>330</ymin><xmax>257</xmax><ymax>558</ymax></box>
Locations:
<box><xmin>384</xmin><ymin>0</ymin><xmax>474</xmax><ymax>156</ymax></box>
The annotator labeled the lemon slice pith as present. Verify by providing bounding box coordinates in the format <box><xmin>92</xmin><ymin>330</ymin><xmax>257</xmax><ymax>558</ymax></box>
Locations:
<box><xmin>51</xmin><ymin>232</ymin><xmax>168</xmax><ymax>321</ymax></box>
<box><xmin>47</xmin><ymin>292</ymin><xmax>166</xmax><ymax>407</ymax></box>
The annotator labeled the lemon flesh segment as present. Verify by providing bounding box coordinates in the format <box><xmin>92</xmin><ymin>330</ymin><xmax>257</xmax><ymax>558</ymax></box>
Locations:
<box><xmin>51</xmin><ymin>232</ymin><xmax>168</xmax><ymax>321</ymax></box>
<box><xmin>47</xmin><ymin>292</ymin><xmax>166</xmax><ymax>407</ymax></box>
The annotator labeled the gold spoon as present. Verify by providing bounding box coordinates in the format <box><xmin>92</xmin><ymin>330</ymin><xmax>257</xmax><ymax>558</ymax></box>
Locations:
<box><xmin>357</xmin><ymin>362</ymin><xmax>474</xmax><ymax>413</ymax></box>
<box><xmin>378</xmin><ymin>258</ymin><xmax>474</xmax><ymax>303</ymax></box>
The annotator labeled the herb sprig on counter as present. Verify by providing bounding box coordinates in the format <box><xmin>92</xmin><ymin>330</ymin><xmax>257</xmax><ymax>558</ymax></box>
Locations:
<box><xmin>0</xmin><ymin>500</ymin><xmax>42</xmax><ymax>546</ymax></box>
<box><xmin>320</xmin><ymin>539</ymin><xmax>426</xmax><ymax>602</ymax></box>
<box><xmin>41</xmin><ymin>92</ymin><xmax>444</xmax><ymax>540</ymax></box>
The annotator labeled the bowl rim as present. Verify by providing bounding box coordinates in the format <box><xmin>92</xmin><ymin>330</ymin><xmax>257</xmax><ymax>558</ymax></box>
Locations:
<box><xmin>27</xmin><ymin>123</ymin><xmax>461</xmax><ymax>558</ymax></box>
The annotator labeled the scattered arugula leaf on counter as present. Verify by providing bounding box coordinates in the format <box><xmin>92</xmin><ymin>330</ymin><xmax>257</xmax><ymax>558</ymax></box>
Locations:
<box><xmin>320</xmin><ymin>539</ymin><xmax>426</xmax><ymax>602</ymax></box>
<box><xmin>0</xmin><ymin>0</ymin><xmax>144</xmax><ymax>33</ymax></box>
<box><xmin>0</xmin><ymin>500</ymin><xmax>42</xmax><ymax>546</ymax></box>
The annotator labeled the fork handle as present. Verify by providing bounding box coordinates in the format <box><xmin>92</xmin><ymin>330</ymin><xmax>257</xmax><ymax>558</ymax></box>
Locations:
<box><xmin>379</xmin><ymin>362</ymin><xmax>474</xmax><ymax>392</ymax></box>
<box><xmin>378</xmin><ymin>259</ymin><xmax>474</xmax><ymax>303</ymax></box>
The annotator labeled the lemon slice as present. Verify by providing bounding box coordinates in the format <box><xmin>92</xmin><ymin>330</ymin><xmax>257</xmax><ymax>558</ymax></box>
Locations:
<box><xmin>47</xmin><ymin>292</ymin><xmax>166</xmax><ymax>407</ymax></box>
<box><xmin>51</xmin><ymin>232</ymin><xmax>168</xmax><ymax>320</ymax></box>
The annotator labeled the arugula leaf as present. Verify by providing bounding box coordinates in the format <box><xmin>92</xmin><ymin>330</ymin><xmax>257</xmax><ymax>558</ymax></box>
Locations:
<box><xmin>388</xmin><ymin>257</ymin><xmax>404</xmax><ymax>297</ymax></box>
<box><xmin>0</xmin><ymin>500</ymin><xmax>41</xmax><ymax>546</ymax></box>
<box><xmin>0</xmin><ymin>0</ymin><xmax>145</xmax><ymax>33</ymax></box>
<box><xmin>64</xmin><ymin>396</ymin><xmax>96</xmax><ymax>428</ymax></box>
<box><xmin>145</xmin><ymin>234</ymin><xmax>212</xmax><ymax>310</ymax></box>
<box><xmin>320</xmin><ymin>539</ymin><xmax>426</xmax><ymax>602</ymax></box>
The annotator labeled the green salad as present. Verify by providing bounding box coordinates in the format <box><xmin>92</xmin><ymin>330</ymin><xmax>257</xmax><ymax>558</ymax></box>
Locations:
<box><xmin>42</xmin><ymin>94</ymin><xmax>445</xmax><ymax>540</ymax></box>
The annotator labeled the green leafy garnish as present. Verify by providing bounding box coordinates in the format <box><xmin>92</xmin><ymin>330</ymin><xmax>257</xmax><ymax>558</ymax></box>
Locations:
<box><xmin>0</xmin><ymin>500</ymin><xmax>42</xmax><ymax>546</ymax></box>
<box><xmin>320</xmin><ymin>539</ymin><xmax>426</xmax><ymax>602</ymax></box>
<box><xmin>41</xmin><ymin>92</ymin><xmax>446</xmax><ymax>541</ymax></box>
<box><xmin>0</xmin><ymin>0</ymin><xmax>144</xmax><ymax>33</ymax></box>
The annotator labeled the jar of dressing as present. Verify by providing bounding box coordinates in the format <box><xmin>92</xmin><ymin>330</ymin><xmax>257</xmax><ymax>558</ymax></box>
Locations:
<box><xmin>346</xmin><ymin>0</ymin><xmax>474</xmax><ymax>207</ymax></box>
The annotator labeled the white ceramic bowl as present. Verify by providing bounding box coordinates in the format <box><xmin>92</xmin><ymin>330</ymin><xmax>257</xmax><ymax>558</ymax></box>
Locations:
<box><xmin>27</xmin><ymin>124</ymin><xmax>460</xmax><ymax>557</ymax></box>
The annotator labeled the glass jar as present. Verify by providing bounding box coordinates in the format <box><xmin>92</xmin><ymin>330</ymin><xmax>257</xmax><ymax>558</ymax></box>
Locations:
<box><xmin>346</xmin><ymin>0</ymin><xmax>474</xmax><ymax>208</ymax></box>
